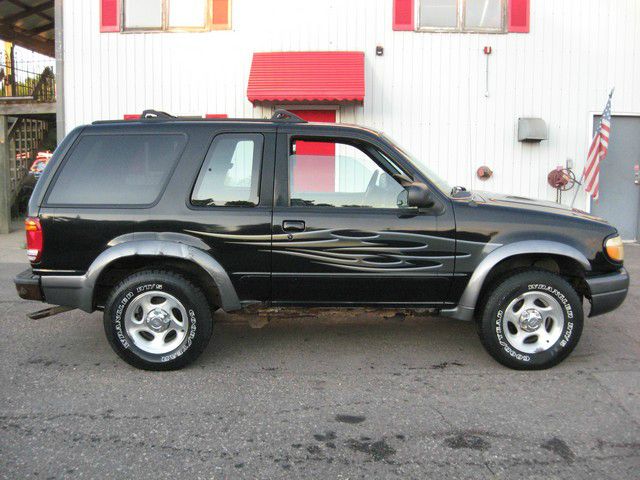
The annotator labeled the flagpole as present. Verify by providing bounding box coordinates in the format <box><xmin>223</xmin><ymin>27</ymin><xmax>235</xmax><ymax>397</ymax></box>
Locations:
<box><xmin>570</xmin><ymin>88</ymin><xmax>614</xmax><ymax>209</ymax></box>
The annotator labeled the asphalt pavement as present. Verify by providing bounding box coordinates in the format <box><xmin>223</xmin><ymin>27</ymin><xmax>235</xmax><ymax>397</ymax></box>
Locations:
<box><xmin>1</xmin><ymin>226</ymin><xmax>638</xmax><ymax>479</ymax></box>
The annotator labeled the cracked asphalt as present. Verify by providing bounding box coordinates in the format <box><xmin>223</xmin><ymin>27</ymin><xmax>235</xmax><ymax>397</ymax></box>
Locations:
<box><xmin>1</xmin><ymin>227</ymin><xmax>639</xmax><ymax>479</ymax></box>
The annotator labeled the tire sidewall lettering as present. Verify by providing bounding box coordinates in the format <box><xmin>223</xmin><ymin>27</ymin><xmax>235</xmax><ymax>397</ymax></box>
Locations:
<box><xmin>113</xmin><ymin>283</ymin><xmax>196</xmax><ymax>362</ymax></box>
<box><xmin>161</xmin><ymin>309</ymin><xmax>197</xmax><ymax>363</ymax></box>
<box><xmin>494</xmin><ymin>282</ymin><xmax>574</xmax><ymax>361</ymax></box>
<box><xmin>114</xmin><ymin>291</ymin><xmax>134</xmax><ymax>349</ymax></box>
<box><xmin>135</xmin><ymin>283</ymin><xmax>163</xmax><ymax>294</ymax></box>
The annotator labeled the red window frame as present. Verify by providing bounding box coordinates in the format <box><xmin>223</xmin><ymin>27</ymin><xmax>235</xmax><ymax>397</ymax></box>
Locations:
<box><xmin>100</xmin><ymin>0</ymin><xmax>231</xmax><ymax>33</ymax></box>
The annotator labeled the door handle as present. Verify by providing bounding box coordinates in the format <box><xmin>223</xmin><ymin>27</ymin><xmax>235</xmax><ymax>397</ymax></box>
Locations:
<box><xmin>282</xmin><ymin>220</ymin><xmax>306</xmax><ymax>232</ymax></box>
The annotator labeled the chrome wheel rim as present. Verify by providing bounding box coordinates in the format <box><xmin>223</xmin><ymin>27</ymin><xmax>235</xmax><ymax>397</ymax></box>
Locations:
<box><xmin>502</xmin><ymin>291</ymin><xmax>565</xmax><ymax>354</ymax></box>
<box><xmin>124</xmin><ymin>291</ymin><xmax>189</xmax><ymax>355</ymax></box>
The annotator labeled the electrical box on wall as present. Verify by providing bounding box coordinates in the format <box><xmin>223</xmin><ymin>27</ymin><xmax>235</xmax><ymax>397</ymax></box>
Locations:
<box><xmin>518</xmin><ymin>118</ymin><xmax>548</xmax><ymax>142</ymax></box>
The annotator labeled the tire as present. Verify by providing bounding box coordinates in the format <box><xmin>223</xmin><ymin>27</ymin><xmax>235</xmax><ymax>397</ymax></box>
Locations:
<box><xmin>103</xmin><ymin>270</ymin><xmax>213</xmax><ymax>370</ymax></box>
<box><xmin>477</xmin><ymin>270</ymin><xmax>583</xmax><ymax>370</ymax></box>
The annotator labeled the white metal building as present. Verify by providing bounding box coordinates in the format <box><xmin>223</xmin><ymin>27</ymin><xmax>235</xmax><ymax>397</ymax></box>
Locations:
<box><xmin>59</xmin><ymin>0</ymin><xmax>640</xmax><ymax>235</ymax></box>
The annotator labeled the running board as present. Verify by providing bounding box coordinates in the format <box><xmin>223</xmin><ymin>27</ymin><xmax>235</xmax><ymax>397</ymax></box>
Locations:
<box><xmin>28</xmin><ymin>306</ymin><xmax>75</xmax><ymax>320</ymax></box>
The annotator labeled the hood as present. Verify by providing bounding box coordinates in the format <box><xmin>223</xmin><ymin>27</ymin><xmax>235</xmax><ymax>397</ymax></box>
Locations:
<box><xmin>469</xmin><ymin>190</ymin><xmax>608</xmax><ymax>223</ymax></box>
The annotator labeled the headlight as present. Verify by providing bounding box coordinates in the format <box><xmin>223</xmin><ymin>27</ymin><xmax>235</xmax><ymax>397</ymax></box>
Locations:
<box><xmin>605</xmin><ymin>235</ymin><xmax>624</xmax><ymax>262</ymax></box>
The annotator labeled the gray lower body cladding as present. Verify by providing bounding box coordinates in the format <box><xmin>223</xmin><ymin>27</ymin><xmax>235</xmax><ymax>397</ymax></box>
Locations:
<box><xmin>585</xmin><ymin>268</ymin><xmax>629</xmax><ymax>317</ymax></box>
<box><xmin>14</xmin><ymin>269</ymin><xmax>92</xmax><ymax>311</ymax></box>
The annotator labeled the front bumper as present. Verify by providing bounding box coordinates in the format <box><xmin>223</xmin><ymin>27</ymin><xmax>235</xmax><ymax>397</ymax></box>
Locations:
<box><xmin>14</xmin><ymin>269</ymin><xmax>43</xmax><ymax>302</ymax></box>
<box><xmin>586</xmin><ymin>268</ymin><xmax>629</xmax><ymax>317</ymax></box>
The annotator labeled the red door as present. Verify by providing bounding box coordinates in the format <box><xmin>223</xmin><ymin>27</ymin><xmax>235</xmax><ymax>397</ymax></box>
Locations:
<box><xmin>288</xmin><ymin>109</ymin><xmax>336</xmax><ymax>192</ymax></box>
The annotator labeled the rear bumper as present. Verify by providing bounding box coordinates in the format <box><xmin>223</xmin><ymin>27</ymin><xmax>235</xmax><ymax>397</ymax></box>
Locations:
<box><xmin>14</xmin><ymin>269</ymin><xmax>44</xmax><ymax>302</ymax></box>
<box><xmin>14</xmin><ymin>269</ymin><xmax>91</xmax><ymax>311</ymax></box>
<box><xmin>586</xmin><ymin>268</ymin><xmax>629</xmax><ymax>317</ymax></box>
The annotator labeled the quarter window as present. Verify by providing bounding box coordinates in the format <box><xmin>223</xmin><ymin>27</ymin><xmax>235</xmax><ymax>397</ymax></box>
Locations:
<box><xmin>47</xmin><ymin>134</ymin><xmax>186</xmax><ymax>206</ymax></box>
<box><xmin>191</xmin><ymin>134</ymin><xmax>263</xmax><ymax>207</ymax></box>
<box><xmin>419</xmin><ymin>0</ymin><xmax>506</xmax><ymax>32</ymax></box>
<box><xmin>288</xmin><ymin>139</ymin><xmax>406</xmax><ymax>209</ymax></box>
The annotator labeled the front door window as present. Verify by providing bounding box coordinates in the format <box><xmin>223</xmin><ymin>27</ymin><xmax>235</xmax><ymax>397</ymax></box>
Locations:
<box><xmin>288</xmin><ymin>139</ymin><xmax>406</xmax><ymax>209</ymax></box>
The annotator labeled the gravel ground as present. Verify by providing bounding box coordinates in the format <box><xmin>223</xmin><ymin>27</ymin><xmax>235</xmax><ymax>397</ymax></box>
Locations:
<box><xmin>1</xmin><ymin>227</ymin><xmax>638</xmax><ymax>479</ymax></box>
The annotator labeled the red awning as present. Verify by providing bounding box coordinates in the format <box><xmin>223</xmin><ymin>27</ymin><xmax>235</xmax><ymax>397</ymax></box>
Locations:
<box><xmin>247</xmin><ymin>51</ymin><xmax>365</xmax><ymax>104</ymax></box>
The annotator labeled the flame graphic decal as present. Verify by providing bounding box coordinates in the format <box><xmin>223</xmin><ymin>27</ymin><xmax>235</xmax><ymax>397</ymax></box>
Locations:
<box><xmin>184</xmin><ymin>228</ymin><xmax>498</xmax><ymax>274</ymax></box>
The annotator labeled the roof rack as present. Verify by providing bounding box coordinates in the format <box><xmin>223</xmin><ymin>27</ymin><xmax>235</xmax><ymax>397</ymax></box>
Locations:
<box><xmin>97</xmin><ymin>108</ymin><xmax>310</xmax><ymax>124</ymax></box>
<box><xmin>140</xmin><ymin>109</ymin><xmax>175</xmax><ymax>119</ymax></box>
<box><xmin>270</xmin><ymin>109</ymin><xmax>307</xmax><ymax>123</ymax></box>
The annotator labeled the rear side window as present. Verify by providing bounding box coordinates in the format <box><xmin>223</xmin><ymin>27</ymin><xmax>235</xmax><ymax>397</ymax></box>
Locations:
<box><xmin>191</xmin><ymin>133</ymin><xmax>263</xmax><ymax>207</ymax></box>
<box><xmin>47</xmin><ymin>133</ymin><xmax>186</xmax><ymax>206</ymax></box>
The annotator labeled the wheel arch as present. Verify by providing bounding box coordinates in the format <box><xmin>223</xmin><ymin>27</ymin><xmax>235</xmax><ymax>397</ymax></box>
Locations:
<box><xmin>441</xmin><ymin>240</ymin><xmax>591</xmax><ymax>321</ymax></box>
<box><xmin>87</xmin><ymin>240</ymin><xmax>241</xmax><ymax>312</ymax></box>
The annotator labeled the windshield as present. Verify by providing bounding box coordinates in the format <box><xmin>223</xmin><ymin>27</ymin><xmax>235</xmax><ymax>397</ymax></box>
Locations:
<box><xmin>382</xmin><ymin>134</ymin><xmax>453</xmax><ymax>195</ymax></box>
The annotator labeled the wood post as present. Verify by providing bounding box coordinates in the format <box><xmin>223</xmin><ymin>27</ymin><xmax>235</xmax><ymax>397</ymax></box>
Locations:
<box><xmin>0</xmin><ymin>115</ymin><xmax>10</xmax><ymax>234</ymax></box>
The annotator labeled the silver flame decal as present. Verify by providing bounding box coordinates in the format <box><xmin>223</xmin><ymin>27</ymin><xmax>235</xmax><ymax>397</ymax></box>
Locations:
<box><xmin>184</xmin><ymin>228</ymin><xmax>498</xmax><ymax>273</ymax></box>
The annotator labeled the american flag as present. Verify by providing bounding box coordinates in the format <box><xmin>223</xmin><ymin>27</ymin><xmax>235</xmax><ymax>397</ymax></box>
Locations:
<box><xmin>584</xmin><ymin>91</ymin><xmax>613</xmax><ymax>200</ymax></box>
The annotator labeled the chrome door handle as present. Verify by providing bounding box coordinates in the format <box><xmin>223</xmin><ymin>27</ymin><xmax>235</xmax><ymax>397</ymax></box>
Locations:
<box><xmin>282</xmin><ymin>220</ymin><xmax>305</xmax><ymax>232</ymax></box>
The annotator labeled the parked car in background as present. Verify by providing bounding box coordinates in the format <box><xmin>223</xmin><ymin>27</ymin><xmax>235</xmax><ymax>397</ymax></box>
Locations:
<box><xmin>14</xmin><ymin>111</ymin><xmax>629</xmax><ymax>371</ymax></box>
<box><xmin>29</xmin><ymin>151</ymin><xmax>53</xmax><ymax>177</ymax></box>
<box><xmin>11</xmin><ymin>152</ymin><xmax>53</xmax><ymax>217</ymax></box>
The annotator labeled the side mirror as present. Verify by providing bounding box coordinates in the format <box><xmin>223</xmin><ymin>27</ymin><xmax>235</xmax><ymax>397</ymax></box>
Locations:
<box><xmin>406</xmin><ymin>182</ymin><xmax>435</xmax><ymax>208</ymax></box>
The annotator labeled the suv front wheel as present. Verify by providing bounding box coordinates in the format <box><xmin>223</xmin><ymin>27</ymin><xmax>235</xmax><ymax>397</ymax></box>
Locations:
<box><xmin>103</xmin><ymin>270</ymin><xmax>213</xmax><ymax>370</ymax></box>
<box><xmin>478</xmin><ymin>270</ymin><xmax>584</xmax><ymax>370</ymax></box>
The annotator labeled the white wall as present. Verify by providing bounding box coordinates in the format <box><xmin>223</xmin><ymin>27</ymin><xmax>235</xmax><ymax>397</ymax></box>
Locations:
<box><xmin>63</xmin><ymin>0</ymin><xmax>640</xmax><ymax>208</ymax></box>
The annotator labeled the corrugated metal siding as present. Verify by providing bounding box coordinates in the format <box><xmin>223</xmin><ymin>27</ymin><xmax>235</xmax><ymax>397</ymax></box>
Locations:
<box><xmin>63</xmin><ymin>0</ymin><xmax>640</xmax><ymax>209</ymax></box>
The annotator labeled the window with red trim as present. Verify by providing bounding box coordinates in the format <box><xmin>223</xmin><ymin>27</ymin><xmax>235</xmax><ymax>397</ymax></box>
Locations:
<box><xmin>418</xmin><ymin>0</ymin><xmax>507</xmax><ymax>33</ymax></box>
<box><xmin>396</xmin><ymin>0</ymin><xmax>529</xmax><ymax>33</ymax></box>
<box><xmin>101</xmin><ymin>0</ymin><xmax>231</xmax><ymax>33</ymax></box>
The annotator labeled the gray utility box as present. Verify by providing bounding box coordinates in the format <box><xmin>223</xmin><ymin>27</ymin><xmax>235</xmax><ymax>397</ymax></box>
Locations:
<box><xmin>518</xmin><ymin>118</ymin><xmax>548</xmax><ymax>142</ymax></box>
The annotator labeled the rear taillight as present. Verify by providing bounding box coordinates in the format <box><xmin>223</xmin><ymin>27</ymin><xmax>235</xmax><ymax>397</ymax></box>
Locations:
<box><xmin>25</xmin><ymin>217</ymin><xmax>43</xmax><ymax>263</ymax></box>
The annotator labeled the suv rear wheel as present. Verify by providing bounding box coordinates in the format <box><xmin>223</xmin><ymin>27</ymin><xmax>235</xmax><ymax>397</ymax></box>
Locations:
<box><xmin>103</xmin><ymin>270</ymin><xmax>213</xmax><ymax>370</ymax></box>
<box><xmin>478</xmin><ymin>270</ymin><xmax>583</xmax><ymax>370</ymax></box>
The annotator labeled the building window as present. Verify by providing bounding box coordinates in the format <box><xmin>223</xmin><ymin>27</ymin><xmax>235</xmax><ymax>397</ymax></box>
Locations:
<box><xmin>123</xmin><ymin>0</ymin><xmax>213</xmax><ymax>32</ymax></box>
<box><xmin>418</xmin><ymin>0</ymin><xmax>506</xmax><ymax>32</ymax></box>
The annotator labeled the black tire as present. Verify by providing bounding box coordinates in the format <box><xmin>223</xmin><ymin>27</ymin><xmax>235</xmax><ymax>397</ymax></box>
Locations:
<box><xmin>478</xmin><ymin>270</ymin><xmax>583</xmax><ymax>370</ymax></box>
<box><xmin>103</xmin><ymin>270</ymin><xmax>213</xmax><ymax>370</ymax></box>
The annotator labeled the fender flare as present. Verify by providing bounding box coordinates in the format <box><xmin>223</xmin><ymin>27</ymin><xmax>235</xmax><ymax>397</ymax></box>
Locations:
<box><xmin>440</xmin><ymin>240</ymin><xmax>591</xmax><ymax>321</ymax></box>
<box><xmin>41</xmin><ymin>240</ymin><xmax>241</xmax><ymax>313</ymax></box>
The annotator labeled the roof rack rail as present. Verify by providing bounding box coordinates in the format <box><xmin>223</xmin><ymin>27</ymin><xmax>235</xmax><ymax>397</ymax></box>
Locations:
<box><xmin>270</xmin><ymin>109</ymin><xmax>307</xmax><ymax>123</ymax></box>
<box><xmin>140</xmin><ymin>109</ymin><xmax>175</xmax><ymax>119</ymax></box>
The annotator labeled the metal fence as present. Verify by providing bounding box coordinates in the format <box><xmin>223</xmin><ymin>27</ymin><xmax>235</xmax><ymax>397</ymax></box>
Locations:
<box><xmin>0</xmin><ymin>58</ymin><xmax>56</xmax><ymax>102</ymax></box>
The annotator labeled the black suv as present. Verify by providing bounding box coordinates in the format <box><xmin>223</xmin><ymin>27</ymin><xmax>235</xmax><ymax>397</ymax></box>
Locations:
<box><xmin>15</xmin><ymin>110</ymin><xmax>629</xmax><ymax>370</ymax></box>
